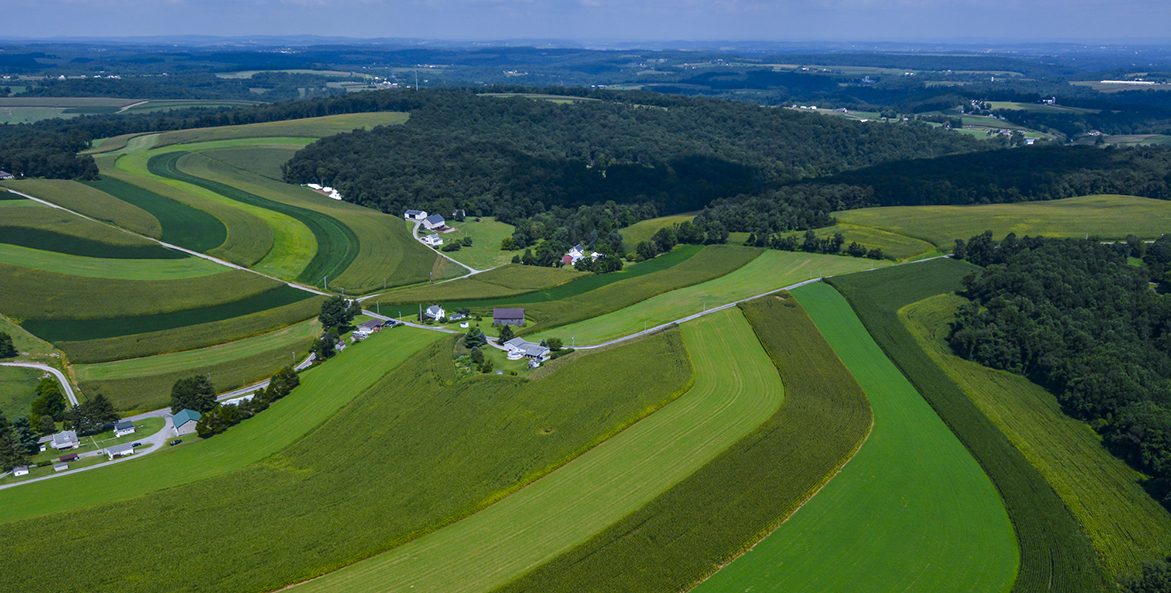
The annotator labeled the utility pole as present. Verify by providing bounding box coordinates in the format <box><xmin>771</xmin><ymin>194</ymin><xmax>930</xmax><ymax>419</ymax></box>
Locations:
<box><xmin>292</xmin><ymin>351</ymin><xmax>296</xmax><ymax>366</ymax></box>
<box><xmin>324</xmin><ymin>276</ymin><xmax>328</xmax><ymax>291</ymax></box>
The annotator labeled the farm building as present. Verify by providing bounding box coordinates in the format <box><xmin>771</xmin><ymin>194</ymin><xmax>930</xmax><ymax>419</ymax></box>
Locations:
<box><xmin>422</xmin><ymin>214</ymin><xmax>446</xmax><ymax>231</ymax></box>
<box><xmin>422</xmin><ymin>234</ymin><xmax>443</xmax><ymax>247</ymax></box>
<box><xmin>493</xmin><ymin>308</ymin><xmax>525</xmax><ymax>326</ymax></box>
<box><xmin>404</xmin><ymin>209</ymin><xmax>428</xmax><ymax>221</ymax></box>
<box><xmin>113</xmin><ymin>420</ymin><xmax>135</xmax><ymax>437</ymax></box>
<box><xmin>51</xmin><ymin>430</ymin><xmax>79</xmax><ymax>450</ymax></box>
<box><xmin>106</xmin><ymin>443</ymin><xmax>135</xmax><ymax>460</ymax></box>
<box><xmin>53</xmin><ymin>463</ymin><xmax>68</xmax><ymax>472</ymax></box>
<box><xmin>173</xmin><ymin>409</ymin><xmax>202</xmax><ymax>437</ymax></box>
<box><xmin>59</xmin><ymin>453</ymin><xmax>79</xmax><ymax>463</ymax></box>
<box><xmin>424</xmin><ymin>304</ymin><xmax>446</xmax><ymax>321</ymax></box>
<box><xmin>561</xmin><ymin>254</ymin><xmax>574</xmax><ymax>266</ymax></box>
<box><xmin>503</xmin><ymin>338</ymin><xmax>550</xmax><ymax>361</ymax></box>
<box><xmin>0</xmin><ymin>171</ymin><xmax>14</xmax><ymax>180</ymax></box>
<box><xmin>12</xmin><ymin>465</ymin><xmax>29</xmax><ymax>477</ymax></box>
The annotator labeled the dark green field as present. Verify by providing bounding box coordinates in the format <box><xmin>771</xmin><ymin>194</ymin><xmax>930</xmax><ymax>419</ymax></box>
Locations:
<box><xmin>0</xmin><ymin>227</ymin><xmax>186</xmax><ymax>259</ymax></box>
<box><xmin>827</xmin><ymin>259</ymin><xmax>1113</xmax><ymax>593</ymax></box>
<box><xmin>83</xmin><ymin>176</ymin><xmax>227</xmax><ymax>252</ymax></box>
<box><xmin>149</xmin><ymin>151</ymin><xmax>360</xmax><ymax>285</ymax></box>
<box><xmin>494</xmin><ymin>295</ymin><xmax>872</xmax><ymax>593</ymax></box>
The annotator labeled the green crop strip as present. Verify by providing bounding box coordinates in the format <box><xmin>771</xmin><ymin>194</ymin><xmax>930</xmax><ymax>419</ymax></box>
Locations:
<box><xmin>83</xmin><ymin>176</ymin><xmax>227</xmax><ymax>252</ymax></box>
<box><xmin>492</xmin><ymin>295</ymin><xmax>872</xmax><ymax>593</ymax></box>
<box><xmin>148</xmin><ymin>151</ymin><xmax>360</xmax><ymax>285</ymax></box>
<box><xmin>827</xmin><ymin>259</ymin><xmax>1114</xmax><ymax>593</ymax></box>
<box><xmin>0</xmin><ymin>226</ymin><xmax>186</xmax><ymax>259</ymax></box>
<box><xmin>22</xmin><ymin>285</ymin><xmax>315</xmax><ymax>343</ymax></box>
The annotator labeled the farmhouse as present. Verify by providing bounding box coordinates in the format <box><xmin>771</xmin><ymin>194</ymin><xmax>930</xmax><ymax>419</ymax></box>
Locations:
<box><xmin>51</xmin><ymin>430</ymin><xmax>79</xmax><ymax>450</ymax></box>
<box><xmin>12</xmin><ymin>465</ymin><xmax>29</xmax><ymax>477</ymax></box>
<box><xmin>404</xmin><ymin>209</ymin><xmax>428</xmax><ymax>221</ymax></box>
<box><xmin>0</xmin><ymin>171</ymin><xmax>14</xmax><ymax>180</ymax></box>
<box><xmin>422</xmin><ymin>234</ymin><xmax>443</xmax><ymax>247</ymax></box>
<box><xmin>503</xmin><ymin>337</ymin><xmax>550</xmax><ymax>361</ymax></box>
<box><xmin>173</xmin><ymin>409</ymin><xmax>202</xmax><ymax>437</ymax></box>
<box><xmin>353</xmin><ymin>319</ymin><xmax>384</xmax><ymax>338</ymax></box>
<box><xmin>424</xmin><ymin>304</ymin><xmax>446</xmax><ymax>321</ymax></box>
<box><xmin>113</xmin><ymin>420</ymin><xmax>135</xmax><ymax>437</ymax></box>
<box><xmin>493</xmin><ymin>308</ymin><xmax>525</xmax><ymax>326</ymax></box>
<box><xmin>423</xmin><ymin>214</ymin><xmax>447</xmax><ymax>231</ymax></box>
<box><xmin>106</xmin><ymin>443</ymin><xmax>135</xmax><ymax>460</ymax></box>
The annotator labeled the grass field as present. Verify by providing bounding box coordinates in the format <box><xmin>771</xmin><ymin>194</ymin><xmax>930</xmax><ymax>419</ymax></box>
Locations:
<box><xmin>0</xmin><ymin>366</ymin><xmax>45</xmax><ymax>419</ymax></box>
<box><xmin>0</xmin><ymin>315</ymin><xmax>56</xmax><ymax>363</ymax></box>
<box><xmin>495</xmin><ymin>295</ymin><xmax>872</xmax><ymax>593</ymax></box>
<box><xmin>200</xmin><ymin>144</ymin><xmax>305</xmax><ymax>180</ymax></box>
<box><xmin>83</xmin><ymin>175</ymin><xmax>228</xmax><ymax>253</ymax></box>
<box><xmin>0</xmin><ymin>326</ymin><xmax>446</xmax><ymax>524</ymax></box>
<box><xmin>0</xmin><ymin>328</ymin><xmax>695</xmax><ymax>593</ymax></box>
<box><xmin>74</xmin><ymin>318</ymin><xmax>320</xmax><ymax>412</ymax></box>
<box><xmin>0</xmin><ymin>204</ymin><xmax>184</xmax><ymax>259</ymax></box>
<box><xmin>433</xmin><ymin>217</ymin><xmax>518</xmax><ymax>270</ymax></box>
<box><xmin>691</xmin><ymin>280</ymin><xmax>1018</xmax><ymax>593</ymax></box>
<box><xmin>532</xmin><ymin>249</ymin><xmax>889</xmax><ymax>345</ymax></box>
<box><xmin>901</xmin><ymin>293</ymin><xmax>1171</xmax><ymax>577</ymax></box>
<box><xmin>777</xmin><ymin>222</ymin><xmax>938</xmax><ymax>260</ymax></box>
<box><xmin>0</xmin><ymin>244</ymin><xmax>221</xmax><ymax>280</ymax></box>
<box><xmin>836</xmin><ymin>195</ymin><xmax>1171</xmax><ymax>249</ymax></box>
<box><xmin>0</xmin><ymin>179</ymin><xmax>162</xmax><ymax>239</ymax></box>
<box><xmin>119</xmin><ymin>99</ymin><xmax>263</xmax><ymax>114</ymax></box>
<box><xmin>289</xmin><ymin>308</ymin><xmax>783</xmax><ymax>593</ymax></box>
<box><xmin>986</xmin><ymin>101</ymin><xmax>1100</xmax><ymax>114</ymax></box>
<box><xmin>150</xmin><ymin>112</ymin><xmax>409</xmax><ymax>147</ymax></box>
<box><xmin>618</xmin><ymin>213</ymin><xmax>696</xmax><ymax>248</ymax></box>
<box><xmin>374</xmin><ymin>264</ymin><xmax>585</xmax><ymax>306</ymax></box>
<box><xmin>827</xmin><ymin>260</ymin><xmax>1114</xmax><ymax>592</ymax></box>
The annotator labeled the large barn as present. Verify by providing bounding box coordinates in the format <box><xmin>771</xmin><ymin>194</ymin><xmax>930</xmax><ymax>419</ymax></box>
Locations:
<box><xmin>493</xmin><ymin>308</ymin><xmax>525</xmax><ymax>326</ymax></box>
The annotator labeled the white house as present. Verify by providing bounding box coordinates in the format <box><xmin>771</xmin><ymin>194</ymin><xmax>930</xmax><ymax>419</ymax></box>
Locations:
<box><xmin>424</xmin><ymin>304</ymin><xmax>446</xmax><ymax>321</ymax></box>
<box><xmin>12</xmin><ymin>465</ymin><xmax>29</xmax><ymax>477</ymax></box>
<box><xmin>422</xmin><ymin>234</ymin><xmax>444</xmax><ymax>247</ymax></box>
<box><xmin>423</xmin><ymin>214</ymin><xmax>446</xmax><ymax>231</ymax></box>
<box><xmin>503</xmin><ymin>337</ymin><xmax>551</xmax><ymax>361</ymax></box>
<box><xmin>113</xmin><ymin>420</ymin><xmax>135</xmax><ymax>438</ymax></box>
<box><xmin>404</xmin><ymin>210</ymin><xmax>428</xmax><ymax>221</ymax></box>
<box><xmin>106</xmin><ymin>443</ymin><xmax>135</xmax><ymax>460</ymax></box>
<box><xmin>51</xmin><ymin>430</ymin><xmax>79</xmax><ymax>450</ymax></box>
<box><xmin>0</xmin><ymin>171</ymin><xmax>14</xmax><ymax>180</ymax></box>
<box><xmin>172</xmin><ymin>409</ymin><xmax>202</xmax><ymax>437</ymax></box>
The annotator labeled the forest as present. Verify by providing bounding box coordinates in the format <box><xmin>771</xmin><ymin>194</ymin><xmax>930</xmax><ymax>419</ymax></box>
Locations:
<box><xmin>949</xmin><ymin>233</ymin><xmax>1171</xmax><ymax>508</ymax></box>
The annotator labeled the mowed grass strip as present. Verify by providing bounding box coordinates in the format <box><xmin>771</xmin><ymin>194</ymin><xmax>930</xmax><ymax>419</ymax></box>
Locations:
<box><xmin>289</xmin><ymin>307</ymin><xmax>782</xmax><ymax>593</ymax></box>
<box><xmin>0</xmin><ymin>326</ymin><xmax>446</xmax><ymax>524</ymax></box>
<box><xmin>901</xmin><ymin>293</ymin><xmax>1171</xmax><ymax>577</ymax></box>
<box><xmin>375</xmin><ymin>264</ymin><xmax>585</xmax><ymax>304</ymax></box>
<box><xmin>836</xmin><ymin>194</ymin><xmax>1171</xmax><ymax>249</ymax></box>
<box><xmin>534</xmin><ymin>249</ymin><xmax>888</xmax><ymax>345</ymax></box>
<box><xmin>0</xmin><ymin>205</ymin><xmax>184</xmax><ymax>258</ymax></box>
<box><xmin>0</xmin><ymin>328</ymin><xmax>694</xmax><ymax>593</ymax></box>
<box><xmin>0</xmin><ymin>178</ymin><xmax>161</xmax><ymax>238</ymax></box>
<box><xmin>24</xmin><ymin>285</ymin><xmax>315</xmax><ymax>343</ymax></box>
<box><xmin>494</xmin><ymin>295</ymin><xmax>871</xmax><ymax>593</ymax></box>
<box><xmin>692</xmin><ymin>280</ymin><xmax>1018</xmax><ymax>593</ymax></box>
<box><xmin>0</xmin><ymin>243</ymin><xmax>221</xmax><ymax>281</ymax></box>
<box><xmin>82</xmin><ymin>175</ymin><xmax>227</xmax><ymax>252</ymax></box>
<box><xmin>827</xmin><ymin>260</ymin><xmax>1113</xmax><ymax>593</ymax></box>
<box><xmin>151</xmin><ymin>111</ymin><xmax>410</xmax><ymax>147</ymax></box>
<box><xmin>75</xmin><ymin>319</ymin><xmax>321</xmax><ymax>413</ymax></box>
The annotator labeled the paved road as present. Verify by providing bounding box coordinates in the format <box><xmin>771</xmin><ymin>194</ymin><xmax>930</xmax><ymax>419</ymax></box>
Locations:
<box><xmin>0</xmin><ymin>361</ymin><xmax>78</xmax><ymax>407</ymax></box>
<box><xmin>411</xmin><ymin>219</ymin><xmax>482</xmax><ymax>276</ymax></box>
<box><xmin>362</xmin><ymin>310</ymin><xmax>460</xmax><ymax>334</ymax></box>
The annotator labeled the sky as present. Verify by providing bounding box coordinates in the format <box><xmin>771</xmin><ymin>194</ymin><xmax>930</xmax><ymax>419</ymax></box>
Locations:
<box><xmin>5</xmin><ymin>0</ymin><xmax>1170</xmax><ymax>43</ymax></box>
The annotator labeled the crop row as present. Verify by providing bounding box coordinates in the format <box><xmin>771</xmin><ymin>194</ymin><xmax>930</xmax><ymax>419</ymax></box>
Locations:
<box><xmin>0</xmin><ymin>226</ymin><xmax>185</xmax><ymax>259</ymax></box>
<box><xmin>827</xmin><ymin>259</ymin><xmax>1113</xmax><ymax>593</ymax></box>
<box><xmin>376</xmin><ymin>264</ymin><xmax>585</xmax><ymax>305</ymax></box>
<box><xmin>2</xmin><ymin>178</ymin><xmax>162</xmax><ymax>238</ymax></box>
<box><xmin>83</xmin><ymin>175</ymin><xmax>227</xmax><ymax>253</ymax></box>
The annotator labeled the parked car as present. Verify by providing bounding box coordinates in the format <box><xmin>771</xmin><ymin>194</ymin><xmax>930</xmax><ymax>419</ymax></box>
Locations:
<box><xmin>132</xmin><ymin>442</ymin><xmax>142</xmax><ymax>447</ymax></box>
<box><xmin>169</xmin><ymin>439</ymin><xmax>182</xmax><ymax>446</ymax></box>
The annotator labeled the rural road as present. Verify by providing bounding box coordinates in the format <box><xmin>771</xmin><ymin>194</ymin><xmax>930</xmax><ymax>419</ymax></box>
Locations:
<box><xmin>362</xmin><ymin>310</ymin><xmax>460</xmax><ymax>334</ymax></box>
<box><xmin>0</xmin><ymin>362</ymin><xmax>78</xmax><ymax>407</ymax></box>
<box><xmin>411</xmin><ymin>219</ymin><xmax>482</xmax><ymax>276</ymax></box>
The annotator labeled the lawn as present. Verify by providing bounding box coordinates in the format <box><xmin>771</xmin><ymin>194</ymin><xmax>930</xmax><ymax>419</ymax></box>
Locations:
<box><xmin>434</xmin><ymin>216</ymin><xmax>518</xmax><ymax>270</ymax></box>
<box><xmin>0</xmin><ymin>244</ymin><xmax>221</xmax><ymax>281</ymax></box>
<box><xmin>0</xmin><ymin>178</ymin><xmax>162</xmax><ymax>239</ymax></box>
<box><xmin>150</xmin><ymin>112</ymin><xmax>410</xmax><ymax>147</ymax></box>
<box><xmin>776</xmin><ymin>222</ymin><xmax>938</xmax><ymax>260</ymax></box>
<box><xmin>0</xmin><ymin>365</ymin><xmax>44</xmax><ymax>420</ymax></box>
<box><xmin>693</xmin><ymin>280</ymin><xmax>1018</xmax><ymax>593</ymax></box>
<box><xmin>289</xmin><ymin>308</ymin><xmax>783</xmax><ymax>593</ymax></box>
<box><xmin>0</xmin><ymin>326</ymin><xmax>447</xmax><ymax>524</ymax></box>
<box><xmin>0</xmin><ymin>326</ymin><xmax>695</xmax><ymax>593</ymax></box>
<box><xmin>836</xmin><ymin>194</ymin><xmax>1171</xmax><ymax>249</ymax></box>
<box><xmin>901</xmin><ymin>293</ymin><xmax>1171</xmax><ymax>577</ymax></box>
<box><xmin>532</xmin><ymin>249</ymin><xmax>889</xmax><ymax>346</ymax></box>
<box><xmin>82</xmin><ymin>175</ymin><xmax>228</xmax><ymax>253</ymax></box>
<box><xmin>618</xmin><ymin>213</ymin><xmax>696</xmax><ymax>248</ymax></box>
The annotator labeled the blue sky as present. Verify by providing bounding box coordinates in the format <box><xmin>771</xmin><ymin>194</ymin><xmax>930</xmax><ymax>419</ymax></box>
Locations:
<box><xmin>7</xmin><ymin>0</ymin><xmax>1170</xmax><ymax>42</ymax></box>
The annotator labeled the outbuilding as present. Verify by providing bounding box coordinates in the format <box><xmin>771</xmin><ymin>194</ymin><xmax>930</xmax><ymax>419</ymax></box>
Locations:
<box><xmin>0</xmin><ymin>171</ymin><xmax>14</xmax><ymax>180</ymax></box>
<box><xmin>422</xmin><ymin>214</ymin><xmax>446</xmax><ymax>231</ymax></box>
<box><xmin>493</xmin><ymin>308</ymin><xmax>525</xmax><ymax>326</ymax></box>
<box><xmin>404</xmin><ymin>209</ymin><xmax>428</xmax><ymax>221</ymax></box>
<box><xmin>59</xmin><ymin>453</ymin><xmax>79</xmax><ymax>463</ymax></box>
<box><xmin>106</xmin><ymin>443</ymin><xmax>135</xmax><ymax>460</ymax></box>
<box><xmin>51</xmin><ymin>430</ymin><xmax>79</xmax><ymax>450</ymax></box>
<box><xmin>113</xmin><ymin>420</ymin><xmax>135</xmax><ymax>437</ymax></box>
<box><xmin>173</xmin><ymin>409</ymin><xmax>202</xmax><ymax>437</ymax></box>
<box><xmin>12</xmin><ymin>465</ymin><xmax>29</xmax><ymax>477</ymax></box>
<box><xmin>53</xmin><ymin>463</ymin><xmax>68</xmax><ymax>472</ymax></box>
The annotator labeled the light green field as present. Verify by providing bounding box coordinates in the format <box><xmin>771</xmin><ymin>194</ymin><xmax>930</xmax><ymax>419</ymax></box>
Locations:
<box><xmin>432</xmin><ymin>217</ymin><xmax>517</xmax><ymax>270</ymax></box>
<box><xmin>837</xmin><ymin>194</ymin><xmax>1171</xmax><ymax>249</ymax></box>
<box><xmin>376</xmin><ymin>264</ymin><xmax>585</xmax><ymax>304</ymax></box>
<box><xmin>694</xmin><ymin>281</ymin><xmax>1017</xmax><ymax>593</ymax></box>
<box><xmin>0</xmin><ymin>314</ymin><xmax>55</xmax><ymax>363</ymax></box>
<box><xmin>151</xmin><ymin>112</ymin><xmax>410</xmax><ymax>147</ymax></box>
<box><xmin>987</xmin><ymin>101</ymin><xmax>1100</xmax><ymax>114</ymax></box>
<box><xmin>0</xmin><ymin>178</ymin><xmax>162</xmax><ymax>239</ymax></box>
<box><xmin>901</xmin><ymin>293</ymin><xmax>1171</xmax><ymax>576</ymax></box>
<box><xmin>778</xmin><ymin>222</ymin><xmax>937</xmax><ymax>260</ymax></box>
<box><xmin>533</xmin><ymin>249</ymin><xmax>888</xmax><ymax>346</ymax></box>
<box><xmin>119</xmin><ymin>99</ymin><xmax>263</xmax><ymax>114</ymax></box>
<box><xmin>618</xmin><ymin>213</ymin><xmax>696</xmax><ymax>248</ymax></box>
<box><xmin>0</xmin><ymin>326</ymin><xmax>445</xmax><ymax>524</ymax></box>
<box><xmin>1104</xmin><ymin>134</ymin><xmax>1171</xmax><ymax>146</ymax></box>
<box><xmin>0</xmin><ymin>366</ymin><xmax>44</xmax><ymax>419</ymax></box>
<box><xmin>200</xmin><ymin>144</ymin><xmax>305</xmax><ymax>180</ymax></box>
<box><xmin>0</xmin><ymin>98</ymin><xmax>139</xmax><ymax>108</ymax></box>
<box><xmin>0</xmin><ymin>203</ymin><xmax>160</xmax><ymax>247</ymax></box>
<box><xmin>0</xmin><ymin>244</ymin><xmax>222</xmax><ymax>280</ymax></box>
<box><xmin>291</xmin><ymin>307</ymin><xmax>783</xmax><ymax>593</ymax></box>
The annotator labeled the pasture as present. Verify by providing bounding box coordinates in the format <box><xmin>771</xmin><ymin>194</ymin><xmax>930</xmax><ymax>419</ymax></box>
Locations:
<box><xmin>618</xmin><ymin>213</ymin><xmax>696</xmax><ymax>248</ymax></box>
<box><xmin>776</xmin><ymin>222</ymin><xmax>937</xmax><ymax>260</ymax></box>
<box><xmin>0</xmin><ymin>315</ymin><xmax>55</xmax><ymax>362</ymax></box>
<box><xmin>75</xmin><ymin>318</ymin><xmax>321</xmax><ymax>412</ymax></box>
<box><xmin>1</xmin><ymin>179</ymin><xmax>162</xmax><ymax>239</ymax></box>
<box><xmin>0</xmin><ymin>326</ymin><xmax>446</xmax><ymax>524</ymax></box>
<box><xmin>901</xmin><ymin>293</ymin><xmax>1171</xmax><ymax>576</ymax></box>
<box><xmin>0</xmin><ymin>366</ymin><xmax>44</xmax><ymax>419</ymax></box>
<box><xmin>0</xmin><ymin>244</ymin><xmax>221</xmax><ymax>281</ymax></box>
<box><xmin>836</xmin><ymin>194</ymin><xmax>1171</xmax><ymax>249</ymax></box>
<box><xmin>290</xmin><ymin>308</ymin><xmax>782</xmax><ymax>593</ymax></box>
<box><xmin>0</xmin><ymin>328</ymin><xmax>695</xmax><ymax>593</ymax></box>
<box><xmin>534</xmin><ymin>249</ymin><xmax>888</xmax><ymax>345</ymax></box>
<box><xmin>693</xmin><ymin>281</ymin><xmax>1017</xmax><ymax>593</ymax></box>
<box><xmin>434</xmin><ymin>216</ymin><xmax>518</xmax><ymax>270</ymax></box>
<box><xmin>496</xmin><ymin>295</ymin><xmax>872</xmax><ymax>593</ymax></box>
<box><xmin>828</xmin><ymin>260</ymin><xmax>1114</xmax><ymax>592</ymax></box>
<box><xmin>151</xmin><ymin>112</ymin><xmax>410</xmax><ymax>147</ymax></box>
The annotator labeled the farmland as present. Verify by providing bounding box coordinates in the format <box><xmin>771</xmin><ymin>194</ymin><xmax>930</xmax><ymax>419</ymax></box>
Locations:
<box><xmin>0</xmin><ymin>326</ymin><xmax>446</xmax><ymax>524</ymax></box>
<box><xmin>775</xmin><ymin>222</ymin><xmax>938</xmax><ymax>260</ymax></box>
<box><xmin>533</xmin><ymin>249</ymin><xmax>889</xmax><ymax>345</ymax></box>
<box><xmin>0</xmin><ymin>328</ymin><xmax>695</xmax><ymax>593</ymax></box>
<box><xmin>901</xmin><ymin>293</ymin><xmax>1171</xmax><ymax>576</ymax></box>
<box><xmin>83</xmin><ymin>175</ymin><xmax>228</xmax><ymax>253</ymax></box>
<box><xmin>618</xmin><ymin>213</ymin><xmax>696</xmax><ymax>248</ymax></box>
<box><xmin>0</xmin><ymin>366</ymin><xmax>45</xmax><ymax>419</ymax></box>
<box><xmin>0</xmin><ymin>203</ymin><xmax>183</xmax><ymax>259</ymax></box>
<box><xmin>150</xmin><ymin>111</ymin><xmax>410</xmax><ymax>147</ymax></box>
<box><xmin>375</xmin><ymin>264</ymin><xmax>585</xmax><ymax>305</ymax></box>
<box><xmin>0</xmin><ymin>178</ymin><xmax>163</xmax><ymax>238</ymax></box>
<box><xmin>0</xmin><ymin>244</ymin><xmax>221</xmax><ymax>280</ymax></box>
<box><xmin>199</xmin><ymin>144</ymin><xmax>306</xmax><ymax>180</ymax></box>
<box><xmin>495</xmin><ymin>295</ymin><xmax>872</xmax><ymax>593</ymax></box>
<box><xmin>289</xmin><ymin>308</ymin><xmax>783</xmax><ymax>593</ymax></box>
<box><xmin>836</xmin><ymin>194</ymin><xmax>1171</xmax><ymax>249</ymax></box>
<box><xmin>827</xmin><ymin>260</ymin><xmax>1114</xmax><ymax>592</ymax></box>
<box><xmin>431</xmin><ymin>216</ymin><xmax>518</xmax><ymax>270</ymax></box>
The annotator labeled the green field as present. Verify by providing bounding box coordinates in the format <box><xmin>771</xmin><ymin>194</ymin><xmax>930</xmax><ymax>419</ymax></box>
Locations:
<box><xmin>0</xmin><ymin>204</ymin><xmax>184</xmax><ymax>259</ymax></box>
<box><xmin>533</xmin><ymin>249</ymin><xmax>889</xmax><ymax>345</ymax></box>
<box><xmin>901</xmin><ymin>293</ymin><xmax>1171</xmax><ymax>576</ymax></box>
<box><xmin>0</xmin><ymin>315</ymin><xmax>55</xmax><ymax>363</ymax></box>
<box><xmin>0</xmin><ymin>244</ymin><xmax>220</xmax><ymax>280</ymax></box>
<box><xmin>827</xmin><ymin>260</ymin><xmax>1113</xmax><ymax>592</ymax></box>
<box><xmin>119</xmin><ymin>99</ymin><xmax>264</xmax><ymax>114</ymax></box>
<box><xmin>83</xmin><ymin>175</ymin><xmax>228</xmax><ymax>252</ymax></box>
<box><xmin>0</xmin><ymin>179</ymin><xmax>163</xmax><ymax>238</ymax></box>
<box><xmin>692</xmin><ymin>280</ymin><xmax>1018</xmax><ymax>593</ymax></box>
<box><xmin>374</xmin><ymin>264</ymin><xmax>585</xmax><ymax>306</ymax></box>
<box><xmin>618</xmin><ymin>213</ymin><xmax>696</xmax><ymax>247</ymax></box>
<box><xmin>837</xmin><ymin>195</ymin><xmax>1171</xmax><ymax>249</ymax></box>
<box><xmin>0</xmin><ymin>328</ymin><xmax>694</xmax><ymax>592</ymax></box>
<box><xmin>433</xmin><ymin>216</ymin><xmax>518</xmax><ymax>270</ymax></box>
<box><xmin>75</xmin><ymin>318</ymin><xmax>321</xmax><ymax>412</ymax></box>
<box><xmin>495</xmin><ymin>295</ymin><xmax>872</xmax><ymax>593</ymax></box>
<box><xmin>199</xmin><ymin>144</ymin><xmax>305</xmax><ymax>180</ymax></box>
<box><xmin>290</xmin><ymin>308</ymin><xmax>783</xmax><ymax>593</ymax></box>
<box><xmin>150</xmin><ymin>112</ymin><xmax>410</xmax><ymax>147</ymax></box>
<box><xmin>777</xmin><ymin>222</ymin><xmax>938</xmax><ymax>260</ymax></box>
<box><xmin>986</xmin><ymin>101</ymin><xmax>1100</xmax><ymax>114</ymax></box>
<box><xmin>0</xmin><ymin>366</ymin><xmax>45</xmax><ymax>419</ymax></box>
<box><xmin>0</xmin><ymin>326</ymin><xmax>446</xmax><ymax>524</ymax></box>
